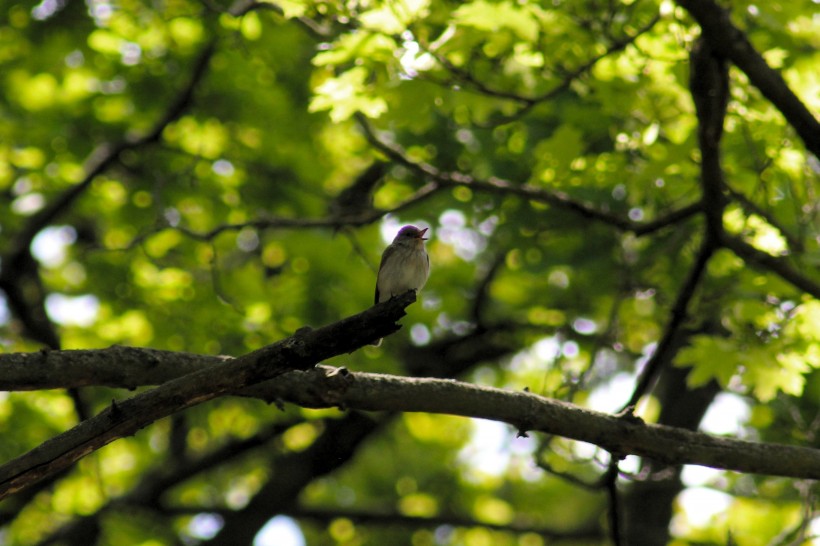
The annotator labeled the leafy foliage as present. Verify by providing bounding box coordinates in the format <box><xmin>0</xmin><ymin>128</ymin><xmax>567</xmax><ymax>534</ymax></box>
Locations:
<box><xmin>0</xmin><ymin>0</ymin><xmax>818</xmax><ymax>544</ymax></box>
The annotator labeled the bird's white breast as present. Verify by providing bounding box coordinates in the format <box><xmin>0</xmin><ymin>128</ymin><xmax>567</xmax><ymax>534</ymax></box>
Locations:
<box><xmin>377</xmin><ymin>248</ymin><xmax>429</xmax><ymax>302</ymax></box>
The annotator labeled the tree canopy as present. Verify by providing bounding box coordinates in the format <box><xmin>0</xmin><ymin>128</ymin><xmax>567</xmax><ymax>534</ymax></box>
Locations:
<box><xmin>0</xmin><ymin>0</ymin><xmax>818</xmax><ymax>544</ymax></box>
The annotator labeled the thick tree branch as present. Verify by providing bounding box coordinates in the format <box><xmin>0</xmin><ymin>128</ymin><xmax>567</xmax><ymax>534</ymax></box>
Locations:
<box><xmin>251</xmin><ymin>367</ymin><xmax>820</xmax><ymax>479</ymax></box>
<box><xmin>2</xmin><ymin>354</ymin><xmax>819</xmax><ymax>481</ymax></box>
<box><xmin>0</xmin><ymin>292</ymin><xmax>416</xmax><ymax>500</ymax></box>
<box><xmin>1</xmin><ymin>346</ymin><xmax>227</xmax><ymax>391</ymax></box>
<box><xmin>205</xmin><ymin>412</ymin><xmax>383</xmax><ymax>546</ymax></box>
<box><xmin>675</xmin><ymin>0</ymin><xmax>820</xmax><ymax>157</ymax></box>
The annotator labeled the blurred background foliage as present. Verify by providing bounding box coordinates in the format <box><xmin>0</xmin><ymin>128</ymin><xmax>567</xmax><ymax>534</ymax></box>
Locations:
<box><xmin>0</xmin><ymin>0</ymin><xmax>818</xmax><ymax>544</ymax></box>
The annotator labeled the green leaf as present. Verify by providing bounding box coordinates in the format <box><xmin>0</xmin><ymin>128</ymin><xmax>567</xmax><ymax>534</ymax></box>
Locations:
<box><xmin>313</xmin><ymin>32</ymin><xmax>395</xmax><ymax>67</ymax></box>
<box><xmin>675</xmin><ymin>335</ymin><xmax>739</xmax><ymax>389</ymax></box>
<box><xmin>309</xmin><ymin>66</ymin><xmax>388</xmax><ymax>122</ymax></box>
<box><xmin>359</xmin><ymin>0</ymin><xmax>430</xmax><ymax>34</ymax></box>
<box><xmin>745</xmin><ymin>347</ymin><xmax>807</xmax><ymax>401</ymax></box>
<box><xmin>452</xmin><ymin>0</ymin><xmax>540</xmax><ymax>42</ymax></box>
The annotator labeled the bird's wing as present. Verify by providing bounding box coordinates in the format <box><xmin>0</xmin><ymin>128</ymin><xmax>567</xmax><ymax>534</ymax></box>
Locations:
<box><xmin>374</xmin><ymin>244</ymin><xmax>397</xmax><ymax>304</ymax></box>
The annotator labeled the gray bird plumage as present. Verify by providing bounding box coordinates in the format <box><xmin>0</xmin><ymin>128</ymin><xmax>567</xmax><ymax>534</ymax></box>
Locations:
<box><xmin>371</xmin><ymin>225</ymin><xmax>430</xmax><ymax>345</ymax></box>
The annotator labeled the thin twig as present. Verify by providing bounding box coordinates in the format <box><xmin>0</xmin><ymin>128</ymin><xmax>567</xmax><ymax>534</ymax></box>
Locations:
<box><xmin>622</xmin><ymin>235</ymin><xmax>716</xmax><ymax>410</ymax></box>
<box><xmin>604</xmin><ymin>459</ymin><xmax>622</xmax><ymax>546</ymax></box>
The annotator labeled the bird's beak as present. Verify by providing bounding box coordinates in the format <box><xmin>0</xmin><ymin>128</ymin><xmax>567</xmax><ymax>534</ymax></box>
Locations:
<box><xmin>417</xmin><ymin>228</ymin><xmax>429</xmax><ymax>240</ymax></box>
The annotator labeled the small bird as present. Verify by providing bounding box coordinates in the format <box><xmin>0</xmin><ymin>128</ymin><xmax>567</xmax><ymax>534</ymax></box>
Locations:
<box><xmin>371</xmin><ymin>225</ymin><xmax>431</xmax><ymax>346</ymax></box>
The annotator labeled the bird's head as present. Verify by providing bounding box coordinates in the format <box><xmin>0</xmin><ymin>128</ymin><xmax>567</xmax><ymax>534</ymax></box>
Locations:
<box><xmin>394</xmin><ymin>225</ymin><xmax>429</xmax><ymax>245</ymax></box>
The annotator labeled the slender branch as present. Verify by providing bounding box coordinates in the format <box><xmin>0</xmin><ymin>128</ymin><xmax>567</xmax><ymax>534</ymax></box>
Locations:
<box><xmin>720</xmin><ymin>233</ymin><xmax>820</xmax><ymax>299</ymax></box>
<box><xmin>415</xmin><ymin>13</ymin><xmax>660</xmax><ymax>126</ymax></box>
<box><xmin>623</xmin><ymin>37</ymin><xmax>732</xmax><ymax>408</ymax></box>
<box><xmin>604</xmin><ymin>460</ymin><xmax>622</xmax><ymax>546</ymax></box>
<box><xmin>470</xmin><ymin>253</ymin><xmax>506</xmax><ymax>327</ymax></box>
<box><xmin>536</xmin><ymin>459</ymin><xmax>602</xmax><ymax>490</ymax></box>
<box><xmin>632</xmin><ymin>201</ymin><xmax>704</xmax><ymax>236</ymax></box>
<box><xmin>533</xmin><ymin>14</ymin><xmax>662</xmax><ymax>104</ymax></box>
<box><xmin>727</xmin><ymin>186</ymin><xmax>804</xmax><ymax>252</ymax></box>
<box><xmin>675</xmin><ymin>0</ymin><xmax>820</xmax><ymax>157</ymax></box>
<box><xmin>0</xmin><ymin>292</ymin><xmax>417</xmax><ymax>500</ymax></box>
<box><xmin>356</xmin><ymin>115</ymin><xmax>702</xmax><ymax>236</ymax></box>
<box><xmin>5</xmin><ymin>42</ymin><xmax>216</xmax><ymax>262</ymax></box>
<box><xmin>116</xmin><ymin>179</ymin><xmax>440</xmax><ymax>249</ymax></box>
<box><xmin>0</xmin><ymin>41</ymin><xmax>216</xmax><ymax>353</ymax></box>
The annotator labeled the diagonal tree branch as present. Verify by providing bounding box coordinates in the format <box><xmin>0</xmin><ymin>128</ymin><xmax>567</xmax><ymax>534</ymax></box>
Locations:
<box><xmin>204</xmin><ymin>412</ymin><xmax>383</xmax><ymax>546</ymax></box>
<box><xmin>726</xmin><ymin>185</ymin><xmax>804</xmax><ymax>253</ymax></box>
<box><xmin>720</xmin><ymin>233</ymin><xmax>820</xmax><ymax>298</ymax></box>
<box><xmin>5</xmin><ymin>41</ymin><xmax>216</xmax><ymax>263</ymax></box>
<box><xmin>621</xmin><ymin>235</ymin><xmax>716</xmax><ymax>408</ymax></box>
<box><xmin>0</xmin><ymin>41</ymin><xmax>216</xmax><ymax>354</ymax></box>
<box><xmin>623</xmin><ymin>36</ymin><xmax>730</xmax><ymax>409</ymax></box>
<box><xmin>35</xmin><ymin>418</ymin><xmax>302</xmax><ymax>545</ymax></box>
<box><xmin>675</xmin><ymin>0</ymin><xmax>820</xmax><ymax>157</ymax></box>
<box><xmin>0</xmin><ymin>291</ymin><xmax>416</xmax><ymax>500</ymax></box>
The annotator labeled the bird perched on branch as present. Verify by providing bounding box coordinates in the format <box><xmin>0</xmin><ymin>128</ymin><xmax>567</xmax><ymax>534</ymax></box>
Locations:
<box><xmin>371</xmin><ymin>225</ymin><xmax>430</xmax><ymax>346</ymax></box>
